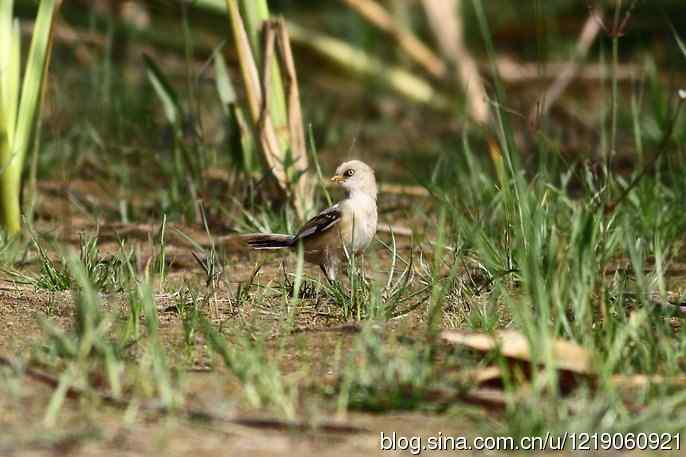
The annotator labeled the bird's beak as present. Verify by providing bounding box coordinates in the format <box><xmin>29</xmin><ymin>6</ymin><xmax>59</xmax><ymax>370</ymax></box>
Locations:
<box><xmin>330</xmin><ymin>175</ymin><xmax>345</xmax><ymax>183</ymax></box>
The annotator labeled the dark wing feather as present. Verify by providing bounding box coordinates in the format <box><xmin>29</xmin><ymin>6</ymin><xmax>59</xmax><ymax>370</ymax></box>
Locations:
<box><xmin>294</xmin><ymin>204</ymin><xmax>342</xmax><ymax>241</ymax></box>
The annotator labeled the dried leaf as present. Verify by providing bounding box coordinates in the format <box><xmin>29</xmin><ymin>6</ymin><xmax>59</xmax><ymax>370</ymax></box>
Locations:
<box><xmin>440</xmin><ymin>329</ymin><xmax>592</xmax><ymax>375</ymax></box>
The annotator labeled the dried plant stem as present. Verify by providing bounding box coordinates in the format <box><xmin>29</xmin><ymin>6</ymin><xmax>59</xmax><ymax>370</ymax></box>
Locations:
<box><xmin>529</xmin><ymin>9</ymin><xmax>603</xmax><ymax>123</ymax></box>
<box><xmin>287</xmin><ymin>20</ymin><xmax>450</xmax><ymax>111</ymax></box>
<box><xmin>272</xmin><ymin>20</ymin><xmax>314</xmax><ymax>214</ymax></box>
<box><xmin>224</xmin><ymin>0</ymin><xmax>313</xmax><ymax>220</ymax></box>
<box><xmin>421</xmin><ymin>0</ymin><xmax>490</xmax><ymax>124</ymax></box>
<box><xmin>342</xmin><ymin>0</ymin><xmax>447</xmax><ymax>79</ymax></box>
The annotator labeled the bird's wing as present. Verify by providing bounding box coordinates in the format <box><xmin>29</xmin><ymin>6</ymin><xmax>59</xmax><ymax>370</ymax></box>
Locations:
<box><xmin>294</xmin><ymin>204</ymin><xmax>342</xmax><ymax>241</ymax></box>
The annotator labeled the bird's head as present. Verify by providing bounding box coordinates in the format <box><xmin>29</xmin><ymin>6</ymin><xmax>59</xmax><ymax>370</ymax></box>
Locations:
<box><xmin>331</xmin><ymin>160</ymin><xmax>377</xmax><ymax>199</ymax></box>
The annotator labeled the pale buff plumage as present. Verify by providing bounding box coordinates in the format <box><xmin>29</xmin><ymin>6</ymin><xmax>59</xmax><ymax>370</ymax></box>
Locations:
<box><xmin>244</xmin><ymin>160</ymin><xmax>378</xmax><ymax>281</ymax></box>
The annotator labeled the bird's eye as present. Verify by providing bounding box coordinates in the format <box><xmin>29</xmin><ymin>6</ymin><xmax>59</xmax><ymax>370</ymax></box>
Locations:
<box><xmin>344</xmin><ymin>169</ymin><xmax>355</xmax><ymax>177</ymax></box>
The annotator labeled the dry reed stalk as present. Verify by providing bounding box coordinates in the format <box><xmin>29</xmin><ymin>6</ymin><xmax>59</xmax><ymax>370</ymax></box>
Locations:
<box><xmin>342</xmin><ymin>0</ymin><xmax>448</xmax><ymax>79</ymax></box>
<box><xmin>225</xmin><ymin>0</ymin><xmax>314</xmax><ymax>220</ymax></box>
<box><xmin>529</xmin><ymin>9</ymin><xmax>604</xmax><ymax>125</ymax></box>
<box><xmin>421</xmin><ymin>0</ymin><xmax>490</xmax><ymax>124</ymax></box>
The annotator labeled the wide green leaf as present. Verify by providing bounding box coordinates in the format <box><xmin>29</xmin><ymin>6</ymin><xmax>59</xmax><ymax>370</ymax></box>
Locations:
<box><xmin>0</xmin><ymin>0</ymin><xmax>18</xmax><ymax>147</ymax></box>
<box><xmin>6</xmin><ymin>21</ymin><xmax>21</xmax><ymax>148</ymax></box>
<box><xmin>13</xmin><ymin>0</ymin><xmax>57</xmax><ymax>171</ymax></box>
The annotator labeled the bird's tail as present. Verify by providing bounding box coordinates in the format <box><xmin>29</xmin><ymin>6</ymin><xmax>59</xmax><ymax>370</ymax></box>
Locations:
<box><xmin>242</xmin><ymin>233</ymin><xmax>295</xmax><ymax>250</ymax></box>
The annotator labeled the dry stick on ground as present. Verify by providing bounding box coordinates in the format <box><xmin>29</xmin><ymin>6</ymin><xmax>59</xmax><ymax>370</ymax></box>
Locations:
<box><xmin>0</xmin><ymin>355</ymin><xmax>367</xmax><ymax>434</ymax></box>
<box><xmin>290</xmin><ymin>322</ymin><xmax>363</xmax><ymax>335</ymax></box>
<box><xmin>494</xmin><ymin>58</ymin><xmax>637</xmax><ymax>83</ymax></box>
<box><xmin>421</xmin><ymin>0</ymin><xmax>490</xmax><ymax>124</ymax></box>
<box><xmin>377</xmin><ymin>223</ymin><xmax>413</xmax><ymax>237</ymax></box>
<box><xmin>341</xmin><ymin>0</ymin><xmax>448</xmax><ymax>79</ymax></box>
<box><xmin>528</xmin><ymin>9</ymin><xmax>604</xmax><ymax>126</ymax></box>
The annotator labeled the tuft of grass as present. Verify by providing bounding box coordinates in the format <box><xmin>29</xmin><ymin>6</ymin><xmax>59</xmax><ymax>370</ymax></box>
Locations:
<box><xmin>80</xmin><ymin>233</ymin><xmax>136</xmax><ymax>293</ymax></box>
<box><xmin>40</xmin><ymin>253</ymin><xmax>124</xmax><ymax>424</ymax></box>
<box><xmin>200</xmin><ymin>316</ymin><xmax>298</xmax><ymax>419</ymax></box>
<box><xmin>336</xmin><ymin>325</ymin><xmax>435</xmax><ymax>413</ymax></box>
<box><xmin>312</xmin><ymin>233</ymin><xmax>426</xmax><ymax>321</ymax></box>
<box><xmin>175</xmin><ymin>287</ymin><xmax>201</xmax><ymax>347</ymax></box>
<box><xmin>143</xmin><ymin>54</ymin><xmax>205</xmax><ymax>223</ymax></box>
<box><xmin>32</xmin><ymin>239</ymin><xmax>71</xmax><ymax>292</ymax></box>
<box><xmin>0</xmin><ymin>229</ymin><xmax>24</xmax><ymax>265</ymax></box>
<box><xmin>7</xmin><ymin>233</ymin><xmax>135</xmax><ymax>293</ymax></box>
<box><xmin>35</xmin><ymin>252</ymin><xmax>186</xmax><ymax>423</ymax></box>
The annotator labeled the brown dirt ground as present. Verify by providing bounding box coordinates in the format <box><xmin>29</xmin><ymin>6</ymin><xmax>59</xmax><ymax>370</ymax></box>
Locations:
<box><xmin>0</xmin><ymin>215</ymin><xmax>468</xmax><ymax>457</ymax></box>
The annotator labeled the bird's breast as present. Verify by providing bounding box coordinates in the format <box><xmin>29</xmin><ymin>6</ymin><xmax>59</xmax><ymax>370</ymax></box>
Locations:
<box><xmin>344</xmin><ymin>195</ymin><xmax>377</xmax><ymax>254</ymax></box>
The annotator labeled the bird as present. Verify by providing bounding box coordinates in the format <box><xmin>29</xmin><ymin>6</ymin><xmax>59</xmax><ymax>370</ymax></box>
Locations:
<box><xmin>243</xmin><ymin>160</ymin><xmax>378</xmax><ymax>282</ymax></box>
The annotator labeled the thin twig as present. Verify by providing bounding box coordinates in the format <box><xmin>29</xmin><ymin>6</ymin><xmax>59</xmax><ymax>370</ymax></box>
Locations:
<box><xmin>290</xmin><ymin>322</ymin><xmax>363</xmax><ymax>335</ymax></box>
<box><xmin>341</xmin><ymin>0</ymin><xmax>448</xmax><ymax>79</ymax></box>
<box><xmin>377</xmin><ymin>223</ymin><xmax>413</xmax><ymax>237</ymax></box>
<box><xmin>421</xmin><ymin>0</ymin><xmax>490</xmax><ymax>124</ymax></box>
<box><xmin>529</xmin><ymin>8</ymin><xmax>604</xmax><ymax>126</ymax></box>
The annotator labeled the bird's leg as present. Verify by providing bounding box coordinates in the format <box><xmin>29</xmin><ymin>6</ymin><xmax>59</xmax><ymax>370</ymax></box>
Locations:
<box><xmin>357</xmin><ymin>255</ymin><xmax>371</xmax><ymax>286</ymax></box>
<box><xmin>320</xmin><ymin>264</ymin><xmax>332</xmax><ymax>284</ymax></box>
<box><xmin>320</xmin><ymin>263</ymin><xmax>337</xmax><ymax>285</ymax></box>
<box><xmin>342</xmin><ymin>254</ymin><xmax>365</xmax><ymax>280</ymax></box>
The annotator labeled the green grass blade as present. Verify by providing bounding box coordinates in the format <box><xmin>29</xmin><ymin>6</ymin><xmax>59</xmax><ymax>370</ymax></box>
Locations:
<box><xmin>671</xmin><ymin>23</ymin><xmax>686</xmax><ymax>59</ymax></box>
<box><xmin>0</xmin><ymin>6</ymin><xmax>9</xmax><ymax>183</ymax></box>
<box><xmin>238</xmin><ymin>0</ymin><xmax>270</xmax><ymax>59</ymax></box>
<box><xmin>0</xmin><ymin>0</ymin><xmax>14</xmax><ymax>111</ymax></box>
<box><xmin>214</xmin><ymin>49</ymin><xmax>236</xmax><ymax>108</ymax></box>
<box><xmin>0</xmin><ymin>0</ymin><xmax>11</xmax><ymax>71</ymax></box>
<box><xmin>1</xmin><ymin>2</ymin><xmax>20</xmax><ymax>148</ymax></box>
<box><xmin>143</xmin><ymin>54</ymin><xmax>181</xmax><ymax>125</ymax></box>
<box><xmin>0</xmin><ymin>20</ymin><xmax>22</xmax><ymax>235</ymax></box>
<box><xmin>215</xmin><ymin>49</ymin><xmax>257</xmax><ymax>172</ymax></box>
<box><xmin>6</xmin><ymin>21</ymin><xmax>21</xmax><ymax>148</ymax></box>
<box><xmin>43</xmin><ymin>367</ymin><xmax>74</xmax><ymax>427</ymax></box>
